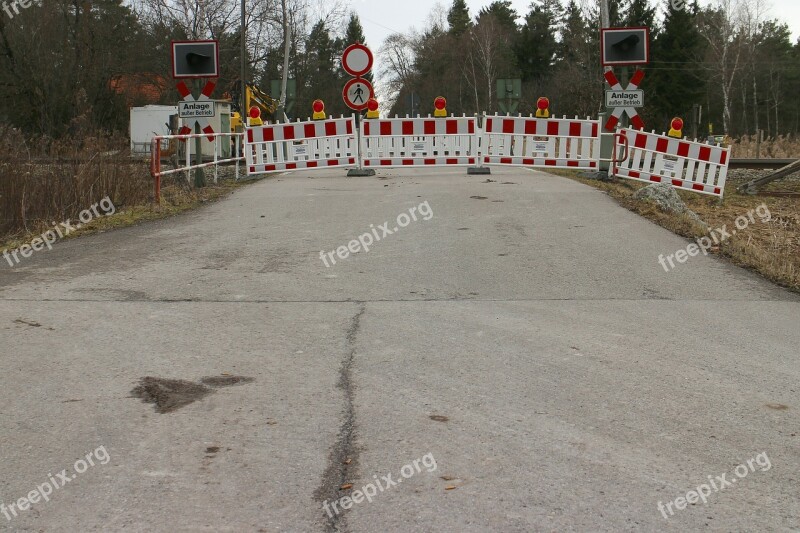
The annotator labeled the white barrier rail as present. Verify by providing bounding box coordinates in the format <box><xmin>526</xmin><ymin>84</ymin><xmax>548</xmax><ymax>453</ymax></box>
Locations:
<box><xmin>360</xmin><ymin>115</ymin><xmax>478</xmax><ymax>168</ymax></box>
<box><xmin>481</xmin><ymin>114</ymin><xmax>600</xmax><ymax>170</ymax></box>
<box><xmin>613</xmin><ymin>128</ymin><xmax>730</xmax><ymax>198</ymax></box>
<box><xmin>246</xmin><ymin>117</ymin><xmax>357</xmax><ymax>174</ymax></box>
<box><xmin>235</xmin><ymin>114</ymin><xmax>733</xmax><ymax>200</ymax></box>
<box><xmin>150</xmin><ymin>133</ymin><xmax>244</xmax><ymax>202</ymax></box>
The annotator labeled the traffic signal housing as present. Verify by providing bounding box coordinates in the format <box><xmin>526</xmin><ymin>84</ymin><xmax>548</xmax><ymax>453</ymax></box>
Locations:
<box><xmin>601</xmin><ymin>28</ymin><xmax>649</xmax><ymax>67</ymax></box>
<box><xmin>172</xmin><ymin>41</ymin><xmax>220</xmax><ymax>79</ymax></box>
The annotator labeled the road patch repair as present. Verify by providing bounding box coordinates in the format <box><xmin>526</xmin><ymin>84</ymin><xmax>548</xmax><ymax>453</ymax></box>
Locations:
<box><xmin>131</xmin><ymin>376</ymin><xmax>255</xmax><ymax>413</ymax></box>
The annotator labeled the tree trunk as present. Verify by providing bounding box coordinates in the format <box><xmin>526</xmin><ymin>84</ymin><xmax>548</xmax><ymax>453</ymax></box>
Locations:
<box><xmin>752</xmin><ymin>74</ymin><xmax>759</xmax><ymax>136</ymax></box>
<box><xmin>278</xmin><ymin>0</ymin><xmax>291</xmax><ymax>122</ymax></box>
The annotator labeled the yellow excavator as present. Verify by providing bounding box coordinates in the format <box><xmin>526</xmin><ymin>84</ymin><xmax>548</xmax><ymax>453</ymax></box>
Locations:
<box><xmin>229</xmin><ymin>81</ymin><xmax>279</xmax><ymax>131</ymax></box>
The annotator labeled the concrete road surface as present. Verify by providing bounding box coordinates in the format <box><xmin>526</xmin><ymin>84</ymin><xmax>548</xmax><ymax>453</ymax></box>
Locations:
<box><xmin>0</xmin><ymin>167</ymin><xmax>798</xmax><ymax>532</ymax></box>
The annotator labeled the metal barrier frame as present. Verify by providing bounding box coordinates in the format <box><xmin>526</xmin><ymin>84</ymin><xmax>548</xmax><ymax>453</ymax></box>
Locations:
<box><xmin>150</xmin><ymin>133</ymin><xmax>244</xmax><ymax>203</ymax></box>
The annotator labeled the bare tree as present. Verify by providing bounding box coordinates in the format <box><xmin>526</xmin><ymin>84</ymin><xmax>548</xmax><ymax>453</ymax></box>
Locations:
<box><xmin>379</xmin><ymin>33</ymin><xmax>417</xmax><ymax>110</ymax></box>
<box><xmin>740</xmin><ymin>0</ymin><xmax>770</xmax><ymax>135</ymax></box>
<box><xmin>698</xmin><ymin>0</ymin><xmax>748</xmax><ymax>134</ymax></box>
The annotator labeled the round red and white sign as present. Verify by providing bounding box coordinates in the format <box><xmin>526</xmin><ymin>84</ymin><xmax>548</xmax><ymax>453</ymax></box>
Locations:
<box><xmin>342</xmin><ymin>43</ymin><xmax>374</xmax><ymax>77</ymax></box>
<box><xmin>343</xmin><ymin>78</ymin><xmax>374</xmax><ymax>111</ymax></box>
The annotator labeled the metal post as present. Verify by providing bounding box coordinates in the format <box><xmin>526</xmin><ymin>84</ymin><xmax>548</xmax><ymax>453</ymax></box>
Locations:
<box><xmin>598</xmin><ymin>0</ymin><xmax>613</xmax><ymax>178</ymax></box>
<box><xmin>186</xmin><ymin>133</ymin><xmax>192</xmax><ymax>184</ymax></box>
<box><xmin>235</xmin><ymin>135</ymin><xmax>240</xmax><ymax>181</ymax></box>
<box><xmin>193</xmin><ymin>80</ymin><xmax>206</xmax><ymax>187</ymax></box>
<box><xmin>620</xmin><ymin>66</ymin><xmax>629</xmax><ymax>128</ymax></box>
<box><xmin>467</xmin><ymin>113</ymin><xmax>491</xmax><ymax>175</ymax></box>
<box><xmin>599</xmin><ymin>112</ymin><xmax>613</xmax><ymax>175</ymax></box>
<box><xmin>347</xmin><ymin>113</ymin><xmax>376</xmax><ymax>177</ymax></box>
<box><xmin>600</xmin><ymin>0</ymin><xmax>610</xmax><ymax>28</ymax></box>
<box><xmin>241</xmin><ymin>0</ymin><xmax>246</xmax><ymax>115</ymax></box>
<box><xmin>152</xmin><ymin>137</ymin><xmax>162</xmax><ymax>203</ymax></box>
<box><xmin>756</xmin><ymin>129</ymin><xmax>762</xmax><ymax>159</ymax></box>
<box><xmin>213</xmin><ymin>136</ymin><xmax>219</xmax><ymax>184</ymax></box>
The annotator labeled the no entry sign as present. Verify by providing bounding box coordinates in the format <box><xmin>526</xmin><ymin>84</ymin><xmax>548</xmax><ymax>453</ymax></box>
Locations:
<box><xmin>342</xmin><ymin>43</ymin><xmax>374</xmax><ymax>77</ymax></box>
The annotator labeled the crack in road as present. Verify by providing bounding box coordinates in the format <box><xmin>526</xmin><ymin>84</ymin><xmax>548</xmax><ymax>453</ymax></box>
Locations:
<box><xmin>314</xmin><ymin>302</ymin><xmax>366</xmax><ymax>533</ymax></box>
<box><xmin>2</xmin><ymin>297</ymin><xmax>797</xmax><ymax>303</ymax></box>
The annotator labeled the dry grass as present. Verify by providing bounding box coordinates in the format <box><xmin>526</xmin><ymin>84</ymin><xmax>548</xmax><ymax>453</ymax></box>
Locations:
<box><xmin>0</xmin><ymin>128</ymin><xmax>248</xmax><ymax>252</ymax></box>
<box><xmin>730</xmin><ymin>135</ymin><xmax>800</xmax><ymax>158</ymax></box>
<box><xmin>558</xmin><ymin>169</ymin><xmax>800</xmax><ymax>292</ymax></box>
<box><xmin>0</xmin><ymin>132</ymin><xmax>151</xmax><ymax>238</ymax></box>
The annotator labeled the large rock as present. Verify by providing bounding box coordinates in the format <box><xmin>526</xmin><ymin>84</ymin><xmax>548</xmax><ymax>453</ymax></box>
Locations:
<box><xmin>632</xmin><ymin>183</ymin><xmax>706</xmax><ymax>225</ymax></box>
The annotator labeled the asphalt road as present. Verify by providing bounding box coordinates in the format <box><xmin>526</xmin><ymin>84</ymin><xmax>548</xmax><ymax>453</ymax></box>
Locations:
<box><xmin>0</xmin><ymin>167</ymin><xmax>798</xmax><ymax>532</ymax></box>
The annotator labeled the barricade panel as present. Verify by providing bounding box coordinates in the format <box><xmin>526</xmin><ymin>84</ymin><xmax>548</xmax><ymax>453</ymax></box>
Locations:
<box><xmin>361</xmin><ymin>116</ymin><xmax>478</xmax><ymax>168</ymax></box>
<box><xmin>245</xmin><ymin>117</ymin><xmax>357</xmax><ymax>175</ymax></box>
<box><xmin>482</xmin><ymin>115</ymin><xmax>600</xmax><ymax>170</ymax></box>
<box><xmin>613</xmin><ymin>129</ymin><xmax>730</xmax><ymax>198</ymax></box>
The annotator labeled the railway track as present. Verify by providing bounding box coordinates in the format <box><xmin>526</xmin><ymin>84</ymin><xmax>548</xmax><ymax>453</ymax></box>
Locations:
<box><xmin>729</xmin><ymin>158</ymin><xmax>798</xmax><ymax>170</ymax></box>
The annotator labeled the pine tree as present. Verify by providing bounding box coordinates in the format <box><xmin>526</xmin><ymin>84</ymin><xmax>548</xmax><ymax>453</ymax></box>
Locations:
<box><xmin>559</xmin><ymin>0</ymin><xmax>592</xmax><ymax>68</ymax></box>
<box><xmin>343</xmin><ymin>13</ymin><xmax>372</xmax><ymax>83</ymax></box>
<box><xmin>447</xmin><ymin>0</ymin><xmax>472</xmax><ymax>36</ymax></box>
<box><xmin>622</xmin><ymin>0</ymin><xmax>657</xmax><ymax>35</ymax></box>
<box><xmin>344</xmin><ymin>13</ymin><xmax>367</xmax><ymax>47</ymax></box>
<box><xmin>648</xmin><ymin>0</ymin><xmax>706</xmax><ymax>131</ymax></box>
<box><xmin>608</xmin><ymin>0</ymin><xmax>624</xmax><ymax>27</ymax></box>
<box><xmin>477</xmin><ymin>1</ymin><xmax>519</xmax><ymax>32</ymax></box>
<box><xmin>752</xmin><ymin>21</ymin><xmax>794</xmax><ymax>136</ymax></box>
<box><xmin>304</xmin><ymin>21</ymin><xmax>340</xmax><ymax>114</ymax></box>
<box><xmin>516</xmin><ymin>0</ymin><xmax>561</xmax><ymax>81</ymax></box>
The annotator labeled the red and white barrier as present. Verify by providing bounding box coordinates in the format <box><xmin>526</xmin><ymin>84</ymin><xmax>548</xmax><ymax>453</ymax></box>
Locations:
<box><xmin>361</xmin><ymin>116</ymin><xmax>478</xmax><ymax>168</ymax></box>
<box><xmin>481</xmin><ymin>115</ymin><xmax>600</xmax><ymax>169</ymax></box>
<box><xmin>613</xmin><ymin>128</ymin><xmax>730</xmax><ymax>198</ymax></box>
<box><xmin>246</xmin><ymin>117</ymin><xmax>357</xmax><ymax>174</ymax></box>
<box><xmin>240</xmin><ymin>114</ymin><xmax>729</xmax><ymax>199</ymax></box>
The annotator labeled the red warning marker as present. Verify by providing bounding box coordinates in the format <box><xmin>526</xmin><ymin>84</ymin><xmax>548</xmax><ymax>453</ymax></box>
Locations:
<box><xmin>366</xmin><ymin>98</ymin><xmax>379</xmax><ymax>119</ymax></box>
<box><xmin>312</xmin><ymin>99</ymin><xmax>326</xmax><ymax>120</ymax></box>
<box><xmin>249</xmin><ymin>106</ymin><xmax>263</xmax><ymax>126</ymax></box>
<box><xmin>536</xmin><ymin>97</ymin><xmax>550</xmax><ymax>118</ymax></box>
<box><xmin>669</xmin><ymin>117</ymin><xmax>684</xmax><ymax>138</ymax></box>
<box><xmin>434</xmin><ymin>96</ymin><xmax>447</xmax><ymax>117</ymax></box>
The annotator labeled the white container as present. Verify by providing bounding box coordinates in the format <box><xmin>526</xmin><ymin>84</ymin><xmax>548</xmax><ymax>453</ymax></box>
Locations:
<box><xmin>130</xmin><ymin>105</ymin><xmax>178</xmax><ymax>157</ymax></box>
<box><xmin>130</xmin><ymin>102</ymin><xmax>232</xmax><ymax>159</ymax></box>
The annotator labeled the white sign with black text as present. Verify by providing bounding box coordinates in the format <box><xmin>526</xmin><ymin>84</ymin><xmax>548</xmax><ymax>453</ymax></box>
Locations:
<box><xmin>606</xmin><ymin>90</ymin><xmax>645</xmax><ymax>109</ymax></box>
<box><xmin>179</xmin><ymin>101</ymin><xmax>215</xmax><ymax>119</ymax></box>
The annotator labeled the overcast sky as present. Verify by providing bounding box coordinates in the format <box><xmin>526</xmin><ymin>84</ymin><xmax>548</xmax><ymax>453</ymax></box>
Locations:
<box><xmin>346</xmin><ymin>0</ymin><xmax>800</xmax><ymax>54</ymax></box>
